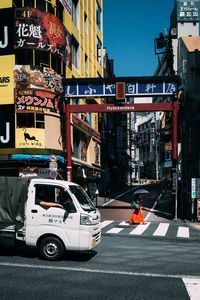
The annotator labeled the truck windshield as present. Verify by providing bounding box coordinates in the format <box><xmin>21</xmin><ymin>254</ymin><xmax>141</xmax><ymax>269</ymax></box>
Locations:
<box><xmin>69</xmin><ymin>185</ymin><xmax>96</xmax><ymax>212</ymax></box>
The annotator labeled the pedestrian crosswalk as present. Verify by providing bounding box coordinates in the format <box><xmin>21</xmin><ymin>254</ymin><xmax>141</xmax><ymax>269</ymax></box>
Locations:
<box><xmin>101</xmin><ymin>220</ymin><xmax>194</xmax><ymax>239</ymax></box>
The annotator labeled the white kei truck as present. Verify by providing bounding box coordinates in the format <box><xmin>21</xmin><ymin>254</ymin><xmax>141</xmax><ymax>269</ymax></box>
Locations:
<box><xmin>0</xmin><ymin>176</ymin><xmax>101</xmax><ymax>261</ymax></box>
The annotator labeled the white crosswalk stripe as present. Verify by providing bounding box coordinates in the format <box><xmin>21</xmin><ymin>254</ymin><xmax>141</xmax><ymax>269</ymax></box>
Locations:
<box><xmin>101</xmin><ymin>221</ymin><xmax>192</xmax><ymax>239</ymax></box>
<box><xmin>153</xmin><ymin>223</ymin><xmax>170</xmax><ymax>236</ymax></box>
<box><xmin>101</xmin><ymin>220</ymin><xmax>114</xmax><ymax>229</ymax></box>
<box><xmin>183</xmin><ymin>278</ymin><xmax>200</xmax><ymax>300</ymax></box>
<box><xmin>106</xmin><ymin>227</ymin><xmax>124</xmax><ymax>234</ymax></box>
<box><xmin>177</xmin><ymin>226</ymin><xmax>190</xmax><ymax>238</ymax></box>
<box><xmin>129</xmin><ymin>222</ymin><xmax>150</xmax><ymax>235</ymax></box>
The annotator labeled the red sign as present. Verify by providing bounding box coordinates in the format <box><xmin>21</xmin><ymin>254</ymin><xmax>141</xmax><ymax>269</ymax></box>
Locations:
<box><xmin>116</xmin><ymin>82</ymin><xmax>125</xmax><ymax>100</ymax></box>
<box><xmin>15</xmin><ymin>89</ymin><xmax>61</xmax><ymax>113</ymax></box>
<box><xmin>49</xmin><ymin>169</ymin><xmax>58</xmax><ymax>179</ymax></box>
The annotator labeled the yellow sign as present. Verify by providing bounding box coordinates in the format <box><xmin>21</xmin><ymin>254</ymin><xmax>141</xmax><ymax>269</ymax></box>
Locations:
<box><xmin>16</xmin><ymin>128</ymin><xmax>45</xmax><ymax>149</ymax></box>
<box><xmin>0</xmin><ymin>1</ymin><xmax>12</xmax><ymax>8</ymax></box>
<box><xmin>0</xmin><ymin>55</ymin><xmax>14</xmax><ymax>104</ymax></box>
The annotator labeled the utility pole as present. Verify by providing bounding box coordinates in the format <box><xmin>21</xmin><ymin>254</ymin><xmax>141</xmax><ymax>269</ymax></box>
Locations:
<box><xmin>154</xmin><ymin>112</ymin><xmax>159</xmax><ymax>180</ymax></box>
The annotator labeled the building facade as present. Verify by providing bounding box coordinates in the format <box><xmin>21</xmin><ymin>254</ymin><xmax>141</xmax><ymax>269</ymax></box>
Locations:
<box><xmin>0</xmin><ymin>0</ymin><xmax>106</xmax><ymax>195</ymax></box>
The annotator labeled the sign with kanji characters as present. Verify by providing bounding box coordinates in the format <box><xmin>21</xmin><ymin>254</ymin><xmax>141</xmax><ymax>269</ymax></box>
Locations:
<box><xmin>177</xmin><ymin>0</ymin><xmax>200</xmax><ymax>22</ymax></box>
<box><xmin>15</xmin><ymin>88</ymin><xmax>61</xmax><ymax>113</ymax></box>
<box><xmin>14</xmin><ymin>8</ymin><xmax>72</xmax><ymax>68</ymax></box>
<box><xmin>64</xmin><ymin>80</ymin><xmax>178</xmax><ymax>98</ymax></box>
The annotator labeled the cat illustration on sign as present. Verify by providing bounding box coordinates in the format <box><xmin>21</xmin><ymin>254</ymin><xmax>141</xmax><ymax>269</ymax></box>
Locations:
<box><xmin>23</xmin><ymin>129</ymin><xmax>39</xmax><ymax>142</ymax></box>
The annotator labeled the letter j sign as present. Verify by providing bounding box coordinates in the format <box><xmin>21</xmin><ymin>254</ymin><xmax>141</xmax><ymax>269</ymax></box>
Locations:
<box><xmin>0</xmin><ymin>105</ymin><xmax>15</xmax><ymax>148</ymax></box>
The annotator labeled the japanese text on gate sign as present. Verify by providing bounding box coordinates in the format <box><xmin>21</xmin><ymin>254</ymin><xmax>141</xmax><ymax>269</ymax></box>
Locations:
<box><xmin>64</xmin><ymin>81</ymin><xmax>178</xmax><ymax>98</ymax></box>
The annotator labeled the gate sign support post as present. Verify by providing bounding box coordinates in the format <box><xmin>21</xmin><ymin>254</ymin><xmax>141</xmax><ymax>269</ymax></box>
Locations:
<box><xmin>65</xmin><ymin>103</ymin><xmax>72</xmax><ymax>182</ymax></box>
<box><xmin>172</xmin><ymin>100</ymin><xmax>179</xmax><ymax>221</ymax></box>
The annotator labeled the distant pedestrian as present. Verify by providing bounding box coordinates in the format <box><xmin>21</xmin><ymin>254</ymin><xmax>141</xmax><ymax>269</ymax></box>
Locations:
<box><xmin>129</xmin><ymin>193</ymin><xmax>145</xmax><ymax>224</ymax></box>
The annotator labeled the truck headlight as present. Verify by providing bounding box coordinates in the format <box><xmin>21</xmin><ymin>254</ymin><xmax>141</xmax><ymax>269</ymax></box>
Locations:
<box><xmin>80</xmin><ymin>214</ymin><xmax>93</xmax><ymax>225</ymax></box>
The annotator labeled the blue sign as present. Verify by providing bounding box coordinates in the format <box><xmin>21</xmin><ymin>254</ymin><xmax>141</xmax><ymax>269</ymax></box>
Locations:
<box><xmin>64</xmin><ymin>81</ymin><xmax>178</xmax><ymax>98</ymax></box>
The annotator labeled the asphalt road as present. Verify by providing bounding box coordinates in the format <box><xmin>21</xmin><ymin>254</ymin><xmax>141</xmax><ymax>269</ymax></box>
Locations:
<box><xmin>1</xmin><ymin>183</ymin><xmax>200</xmax><ymax>299</ymax></box>
<box><xmin>0</xmin><ymin>233</ymin><xmax>200</xmax><ymax>300</ymax></box>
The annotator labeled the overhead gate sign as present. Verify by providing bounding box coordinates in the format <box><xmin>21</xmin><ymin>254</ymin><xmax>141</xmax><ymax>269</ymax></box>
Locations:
<box><xmin>0</xmin><ymin>104</ymin><xmax>15</xmax><ymax>148</ymax></box>
<box><xmin>64</xmin><ymin>76</ymin><xmax>179</xmax><ymax>98</ymax></box>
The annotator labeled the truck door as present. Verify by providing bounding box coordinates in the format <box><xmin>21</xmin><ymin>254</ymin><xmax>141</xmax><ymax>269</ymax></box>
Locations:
<box><xmin>26</xmin><ymin>184</ymin><xmax>80</xmax><ymax>249</ymax></box>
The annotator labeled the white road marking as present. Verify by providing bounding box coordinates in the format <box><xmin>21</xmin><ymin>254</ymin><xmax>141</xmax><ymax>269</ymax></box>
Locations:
<box><xmin>106</xmin><ymin>227</ymin><xmax>124</xmax><ymax>234</ymax></box>
<box><xmin>153</xmin><ymin>223</ymin><xmax>170</xmax><ymax>236</ymax></box>
<box><xmin>144</xmin><ymin>199</ymin><xmax>158</xmax><ymax>221</ymax></box>
<box><xmin>1</xmin><ymin>262</ymin><xmax>200</xmax><ymax>281</ymax></box>
<box><xmin>129</xmin><ymin>222</ymin><xmax>150</xmax><ymax>235</ymax></box>
<box><xmin>183</xmin><ymin>278</ymin><xmax>200</xmax><ymax>300</ymax></box>
<box><xmin>119</xmin><ymin>221</ymin><xmax>129</xmax><ymax>226</ymax></box>
<box><xmin>101</xmin><ymin>220</ymin><xmax>114</xmax><ymax>228</ymax></box>
<box><xmin>177</xmin><ymin>226</ymin><xmax>190</xmax><ymax>238</ymax></box>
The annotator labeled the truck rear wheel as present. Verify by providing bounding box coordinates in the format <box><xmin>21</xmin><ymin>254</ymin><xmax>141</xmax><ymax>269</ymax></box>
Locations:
<box><xmin>39</xmin><ymin>237</ymin><xmax>65</xmax><ymax>261</ymax></box>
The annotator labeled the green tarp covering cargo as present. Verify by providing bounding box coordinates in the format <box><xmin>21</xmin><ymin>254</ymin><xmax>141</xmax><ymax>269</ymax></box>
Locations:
<box><xmin>0</xmin><ymin>177</ymin><xmax>30</xmax><ymax>224</ymax></box>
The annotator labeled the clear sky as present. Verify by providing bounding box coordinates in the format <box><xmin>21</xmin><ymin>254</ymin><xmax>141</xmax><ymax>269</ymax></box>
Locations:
<box><xmin>103</xmin><ymin>0</ymin><xmax>175</xmax><ymax>76</ymax></box>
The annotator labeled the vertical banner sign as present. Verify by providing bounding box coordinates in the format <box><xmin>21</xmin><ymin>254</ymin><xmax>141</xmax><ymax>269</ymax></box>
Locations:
<box><xmin>0</xmin><ymin>8</ymin><xmax>14</xmax><ymax>55</ymax></box>
<box><xmin>0</xmin><ymin>105</ymin><xmax>15</xmax><ymax>148</ymax></box>
<box><xmin>116</xmin><ymin>82</ymin><xmax>125</xmax><ymax>100</ymax></box>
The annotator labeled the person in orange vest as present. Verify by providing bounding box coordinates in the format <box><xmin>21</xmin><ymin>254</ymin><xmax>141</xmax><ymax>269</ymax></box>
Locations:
<box><xmin>129</xmin><ymin>193</ymin><xmax>145</xmax><ymax>224</ymax></box>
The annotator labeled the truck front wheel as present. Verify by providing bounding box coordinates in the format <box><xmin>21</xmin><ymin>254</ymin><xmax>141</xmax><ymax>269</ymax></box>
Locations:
<box><xmin>39</xmin><ymin>237</ymin><xmax>65</xmax><ymax>261</ymax></box>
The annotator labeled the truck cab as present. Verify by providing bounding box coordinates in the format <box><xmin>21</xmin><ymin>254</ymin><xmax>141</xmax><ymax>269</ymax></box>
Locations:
<box><xmin>0</xmin><ymin>177</ymin><xmax>101</xmax><ymax>261</ymax></box>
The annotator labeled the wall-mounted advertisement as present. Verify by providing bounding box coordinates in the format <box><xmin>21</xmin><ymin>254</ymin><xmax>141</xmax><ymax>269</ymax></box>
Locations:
<box><xmin>16</xmin><ymin>128</ymin><xmax>45</xmax><ymax>148</ymax></box>
<box><xmin>14</xmin><ymin>65</ymin><xmax>63</xmax><ymax>94</ymax></box>
<box><xmin>88</xmin><ymin>139</ymin><xmax>101</xmax><ymax>166</ymax></box>
<box><xmin>177</xmin><ymin>0</ymin><xmax>200</xmax><ymax>22</ymax></box>
<box><xmin>0</xmin><ymin>8</ymin><xmax>14</xmax><ymax>55</ymax></box>
<box><xmin>0</xmin><ymin>104</ymin><xmax>15</xmax><ymax>149</ymax></box>
<box><xmin>15</xmin><ymin>8</ymin><xmax>72</xmax><ymax>68</ymax></box>
<box><xmin>0</xmin><ymin>55</ymin><xmax>15</xmax><ymax>104</ymax></box>
<box><xmin>15</xmin><ymin>89</ymin><xmax>61</xmax><ymax>114</ymax></box>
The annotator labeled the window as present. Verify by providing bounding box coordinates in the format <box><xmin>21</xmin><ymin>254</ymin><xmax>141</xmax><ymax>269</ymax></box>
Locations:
<box><xmin>51</xmin><ymin>54</ymin><xmax>65</xmax><ymax>76</ymax></box>
<box><xmin>35</xmin><ymin>50</ymin><xmax>50</xmax><ymax>68</ymax></box>
<box><xmin>71</xmin><ymin>35</ymin><xmax>80</xmax><ymax>70</ymax></box>
<box><xmin>47</xmin><ymin>1</ymin><xmax>54</xmax><ymax>14</ymax></box>
<box><xmin>36</xmin><ymin>0</ymin><xmax>46</xmax><ymax>11</ymax></box>
<box><xmin>17</xmin><ymin>113</ymin><xmax>45</xmax><ymax>128</ymax></box>
<box><xmin>17</xmin><ymin>113</ymin><xmax>34</xmax><ymax>128</ymax></box>
<box><xmin>35</xmin><ymin>114</ymin><xmax>45</xmax><ymax>128</ymax></box>
<box><xmin>72</xmin><ymin>0</ymin><xmax>79</xmax><ymax>28</ymax></box>
<box><xmin>96</xmin><ymin>2</ymin><xmax>102</xmax><ymax>31</ymax></box>
<box><xmin>84</xmin><ymin>12</ymin><xmax>88</xmax><ymax>33</ymax></box>
<box><xmin>35</xmin><ymin>184</ymin><xmax>76</xmax><ymax>212</ymax></box>
<box><xmin>13</xmin><ymin>0</ymin><xmax>22</xmax><ymax>7</ymax></box>
<box><xmin>85</xmin><ymin>54</ymin><xmax>88</xmax><ymax>75</ymax></box>
<box><xmin>97</xmin><ymin>37</ymin><xmax>102</xmax><ymax>65</ymax></box>
<box><xmin>56</xmin><ymin>0</ymin><xmax>64</xmax><ymax>22</ymax></box>
<box><xmin>16</xmin><ymin>49</ymin><xmax>33</xmax><ymax>65</ymax></box>
<box><xmin>24</xmin><ymin>0</ymin><xmax>34</xmax><ymax>7</ymax></box>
